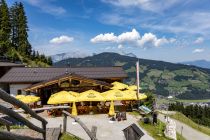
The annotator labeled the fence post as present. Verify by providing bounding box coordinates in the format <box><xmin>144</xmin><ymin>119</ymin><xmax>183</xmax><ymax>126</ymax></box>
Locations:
<box><xmin>91</xmin><ymin>126</ymin><xmax>97</xmax><ymax>139</ymax></box>
<box><xmin>63</xmin><ymin>114</ymin><xmax>67</xmax><ymax>133</ymax></box>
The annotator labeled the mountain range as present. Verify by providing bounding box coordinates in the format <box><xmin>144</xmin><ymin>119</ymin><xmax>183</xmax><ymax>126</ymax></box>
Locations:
<box><xmin>54</xmin><ymin>52</ymin><xmax>210</xmax><ymax>100</ymax></box>
<box><xmin>181</xmin><ymin>60</ymin><xmax>210</xmax><ymax>69</ymax></box>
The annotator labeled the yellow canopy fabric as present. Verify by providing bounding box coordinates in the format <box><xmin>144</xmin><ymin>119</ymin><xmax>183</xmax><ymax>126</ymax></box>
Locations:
<box><xmin>78</xmin><ymin>90</ymin><xmax>105</xmax><ymax>102</ymax></box>
<box><xmin>123</xmin><ymin>90</ymin><xmax>147</xmax><ymax>100</ymax></box>
<box><xmin>47</xmin><ymin>91</ymin><xmax>76</xmax><ymax>104</ymax></box>
<box><xmin>71</xmin><ymin>102</ymin><xmax>77</xmax><ymax>116</ymax></box>
<box><xmin>108</xmin><ymin>100</ymin><xmax>115</xmax><ymax>116</ymax></box>
<box><xmin>19</xmin><ymin>95</ymin><xmax>40</xmax><ymax>104</ymax></box>
<box><xmin>127</xmin><ymin>85</ymin><xmax>137</xmax><ymax>90</ymax></box>
<box><xmin>15</xmin><ymin>95</ymin><xmax>25</xmax><ymax>100</ymax></box>
<box><xmin>111</xmin><ymin>81</ymin><xmax>128</xmax><ymax>90</ymax></box>
<box><xmin>103</xmin><ymin>89</ymin><xmax>134</xmax><ymax>101</ymax></box>
<box><xmin>69</xmin><ymin>91</ymin><xmax>80</xmax><ymax>97</ymax></box>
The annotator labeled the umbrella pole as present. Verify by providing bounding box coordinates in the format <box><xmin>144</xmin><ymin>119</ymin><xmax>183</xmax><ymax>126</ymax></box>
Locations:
<box><xmin>108</xmin><ymin>100</ymin><xmax>115</xmax><ymax>116</ymax></box>
<box><xmin>71</xmin><ymin>102</ymin><xmax>77</xmax><ymax>116</ymax></box>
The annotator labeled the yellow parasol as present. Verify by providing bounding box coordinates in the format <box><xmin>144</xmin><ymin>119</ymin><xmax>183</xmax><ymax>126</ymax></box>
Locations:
<box><xmin>103</xmin><ymin>89</ymin><xmax>134</xmax><ymax>101</ymax></box>
<box><xmin>123</xmin><ymin>90</ymin><xmax>147</xmax><ymax>100</ymax></box>
<box><xmin>103</xmin><ymin>89</ymin><xmax>134</xmax><ymax>116</ymax></box>
<box><xmin>69</xmin><ymin>91</ymin><xmax>80</xmax><ymax>97</ymax></box>
<box><xmin>47</xmin><ymin>91</ymin><xmax>76</xmax><ymax>104</ymax></box>
<box><xmin>19</xmin><ymin>95</ymin><xmax>40</xmax><ymax>104</ymax></box>
<box><xmin>127</xmin><ymin>85</ymin><xmax>142</xmax><ymax>90</ymax></box>
<box><xmin>15</xmin><ymin>95</ymin><xmax>26</xmax><ymax>100</ymax></box>
<box><xmin>111</xmin><ymin>81</ymin><xmax>128</xmax><ymax>90</ymax></box>
<box><xmin>78</xmin><ymin>90</ymin><xmax>105</xmax><ymax>102</ymax></box>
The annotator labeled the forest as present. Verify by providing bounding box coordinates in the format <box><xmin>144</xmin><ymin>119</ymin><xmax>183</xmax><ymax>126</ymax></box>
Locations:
<box><xmin>168</xmin><ymin>102</ymin><xmax>210</xmax><ymax>127</ymax></box>
<box><xmin>0</xmin><ymin>0</ymin><xmax>52</xmax><ymax>65</ymax></box>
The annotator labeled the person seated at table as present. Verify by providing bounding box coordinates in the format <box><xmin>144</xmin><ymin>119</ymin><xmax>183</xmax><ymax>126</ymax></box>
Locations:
<box><xmin>97</xmin><ymin>103</ymin><xmax>102</xmax><ymax>112</ymax></box>
<box><xmin>121</xmin><ymin>112</ymin><xmax>127</xmax><ymax>120</ymax></box>
<box><xmin>116</xmin><ymin>112</ymin><xmax>121</xmax><ymax>121</ymax></box>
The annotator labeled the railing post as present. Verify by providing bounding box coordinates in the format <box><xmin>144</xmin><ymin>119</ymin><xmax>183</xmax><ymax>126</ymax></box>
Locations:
<box><xmin>91</xmin><ymin>126</ymin><xmax>97</xmax><ymax>139</ymax></box>
<box><xmin>42</xmin><ymin>122</ymin><xmax>46</xmax><ymax>140</ymax></box>
<box><xmin>63</xmin><ymin>114</ymin><xmax>67</xmax><ymax>133</ymax></box>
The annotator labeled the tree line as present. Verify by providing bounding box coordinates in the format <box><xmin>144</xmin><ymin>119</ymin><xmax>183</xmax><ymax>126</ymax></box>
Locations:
<box><xmin>0</xmin><ymin>0</ymin><xmax>52</xmax><ymax>65</ymax></box>
<box><xmin>168</xmin><ymin>102</ymin><xmax>210</xmax><ymax>127</ymax></box>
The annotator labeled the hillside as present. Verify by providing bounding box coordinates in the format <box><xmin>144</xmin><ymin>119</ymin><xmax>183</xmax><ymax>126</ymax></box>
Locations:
<box><xmin>54</xmin><ymin>52</ymin><xmax>210</xmax><ymax>100</ymax></box>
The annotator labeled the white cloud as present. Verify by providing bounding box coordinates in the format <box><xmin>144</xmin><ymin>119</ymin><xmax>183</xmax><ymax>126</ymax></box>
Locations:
<box><xmin>49</xmin><ymin>35</ymin><xmax>74</xmax><ymax>44</ymax></box>
<box><xmin>118</xmin><ymin>29</ymin><xmax>140</xmax><ymax>42</ymax></box>
<box><xmin>194</xmin><ymin>37</ymin><xmax>204</xmax><ymax>44</ymax></box>
<box><xmin>90</xmin><ymin>28</ymin><xmax>174</xmax><ymax>48</ymax></box>
<box><xmin>90</xmin><ymin>33</ymin><xmax>117</xmax><ymax>43</ymax></box>
<box><xmin>144</xmin><ymin>12</ymin><xmax>210</xmax><ymax>35</ymax></box>
<box><xmin>118</xmin><ymin>44</ymin><xmax>123</xmax><ymax>49</ymax></box>
<box><xmin>23</xmin><ymin>0</ymin><xmax>66</xmax><ymax>16</ymax></box>
<box><xmin>192</xmin><ymin>48</ymin><xmax>204</xmax><ymax>53</ymax></box>
<box><xmin>102</xmin><ymin>0</ymin><xmax>182</xmax><ymax>13</ymax></box>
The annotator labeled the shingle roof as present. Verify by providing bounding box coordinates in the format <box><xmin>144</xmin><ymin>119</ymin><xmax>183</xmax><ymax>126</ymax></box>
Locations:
<box><xmin>0</xmin><ymin>62</ymin><xmax>25</xmax><ymax>67</ymax></box>
<box><xmin>0</xmin><ymin>67</ymin><xmax>127</xmax><ymax>83</ymax></box>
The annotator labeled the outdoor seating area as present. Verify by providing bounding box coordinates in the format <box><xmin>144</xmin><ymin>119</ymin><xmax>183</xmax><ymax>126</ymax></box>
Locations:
<box><xmin>15</xmin><ymin>82</ymin><xmax>147</xmax><ymax>117</ymax></box>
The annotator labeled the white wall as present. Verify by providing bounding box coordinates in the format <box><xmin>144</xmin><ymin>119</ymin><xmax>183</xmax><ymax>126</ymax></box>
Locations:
<box><xmin>10</xmin><ymin>84</ymin><xmax>31</xmax><ymax>96</ymax></box>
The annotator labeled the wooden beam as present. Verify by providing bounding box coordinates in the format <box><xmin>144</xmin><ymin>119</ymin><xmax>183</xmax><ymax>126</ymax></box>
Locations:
<box><xmin>0</xmin><ymin>89</ymin><xmax>47</xmax><ymax>124</ymax></box>
<box><xmin>0</xmin><ymin>104</ymin><xmax>45</xmax><ymax>134</ymax></box>
<box><xmin>63</xmin><ymin>114</ymin><xmax>67</xmax><ymax>133</ymax></box>
<box><xmin>0</xmin><ymin>106</ymin><xmax>70</xmax><ymax>118</ymax></box>
<box><xmin>0</xmin><ymin>131</ymin><xmax>42</xmax><ymax>140</ymax></box>
<box><xmin>0</xmin><ymin>117</ymin><xmax>12</xmax><ymax>126</ymax></box>
<box><xmin>62</xmin><ymin>110</ymin><xmax>97</xmax><ymax>140</ymax></box>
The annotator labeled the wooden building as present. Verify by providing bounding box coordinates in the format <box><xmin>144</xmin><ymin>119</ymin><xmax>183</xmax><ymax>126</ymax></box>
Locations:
<box><xmin>0</xmin><ymin>61</ymin><xmax>25</xmax><ymax>93</ymax></box>
<box><xmin>0</xmin><ymin>67</ymin><xmax>127</xmax><ymax>104</ymax></box>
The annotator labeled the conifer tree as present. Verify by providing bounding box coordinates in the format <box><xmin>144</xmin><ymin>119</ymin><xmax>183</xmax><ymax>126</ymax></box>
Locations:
<box><xmin>10</xmin><ymin>2</ymin><xmax>19</xmax><ymax>50</ymax></box>
<box><xmin>0</xmin><ymin>0</ymin><xmax>11</xmax><ymax>55</ymax></box>
<box><xmin>16</xmin><ymin>2</ymin><xmax>31</xmax><ymax>56</ymax></box>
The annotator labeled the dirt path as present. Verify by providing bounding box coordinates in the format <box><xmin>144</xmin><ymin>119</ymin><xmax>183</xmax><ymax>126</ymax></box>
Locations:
<box><xmin>158</xmin><ymin>114</ymin><xmax>210</xmax><ymax>140</ymax></box>
<box><xmin>28</xmin><ymin>114</ymin><xmax>154</xmax><ymax>140</ymax></box>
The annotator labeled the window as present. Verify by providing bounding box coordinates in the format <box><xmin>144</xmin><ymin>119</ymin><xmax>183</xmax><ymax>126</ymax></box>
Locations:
<box><xmin>17</xmin><ymin>90</ymin><xmax>22</xmax><ymax>95</ymax></box>
<box><xmin>71</xmin><ymin>80</ymin><xmax>80</xmax><ymax>86</ymax></box>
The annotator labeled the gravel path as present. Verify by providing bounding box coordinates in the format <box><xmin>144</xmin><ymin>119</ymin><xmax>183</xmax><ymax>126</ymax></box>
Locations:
<box><xmin>158</xmin><ymin>114</ymin><xmax>210</xmax><ymax>140</ymax></box>
<box><xmin>28</xmin><ymin>114</ymin><xmax>154</xmax><ymax>140</ymax></box>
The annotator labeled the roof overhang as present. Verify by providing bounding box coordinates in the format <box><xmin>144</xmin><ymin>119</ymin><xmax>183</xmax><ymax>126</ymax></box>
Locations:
<box><xmin>24</xmin><ymin>73</ymin><xmax>112</xmax><ymax>92</ymax></box>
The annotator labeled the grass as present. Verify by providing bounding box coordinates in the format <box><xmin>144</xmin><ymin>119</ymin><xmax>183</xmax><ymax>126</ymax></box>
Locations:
<box><xmin>169</xmin><ymin>112</ymin><xmax>210</xmax><ymax>136</ymax></box>
<box><xmin>0</xmin><ymin>125</ymin><xmax>26</xmax><ymax>130</ymax></box>
<box><xmin>59</xmin><ymin>132</ymin><xmax>81</xmax><ymax>140</ymax></box>
<box><xmin>176</xmin><ymin>99</ymin><xmax>210</xmax><ymax>103</ymax></box>
<box><xmin>129</xmin><ymin>111</ymin><xmax>140</xmax><ymax>117</ymax></box>
<box><xmin>138</xmin><ymin>120</ymin><xmax>186</xmax><ymax>140</ymax></box>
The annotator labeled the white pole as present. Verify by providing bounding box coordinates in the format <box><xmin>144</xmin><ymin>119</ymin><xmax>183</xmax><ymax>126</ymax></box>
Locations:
<box><xmin>136</xmin><ymin>60</ymin><xmax>140</xmax><ymax>100</ymax></box>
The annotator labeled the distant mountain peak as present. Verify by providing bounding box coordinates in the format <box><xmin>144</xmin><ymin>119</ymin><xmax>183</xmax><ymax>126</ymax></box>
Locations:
<box><xmin>51</xmin><ymin>51</ymin><xmax>89</xmax><ymax>62</ymax></box>
<box><xmin>181</xmin><ymin>60</ymin><xmax>210</xmax><ymax>69</ymax></box>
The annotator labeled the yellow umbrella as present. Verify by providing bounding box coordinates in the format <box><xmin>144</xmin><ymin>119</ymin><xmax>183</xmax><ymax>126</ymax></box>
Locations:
<box><xmin>15</xmin><ymin>95</ymin><xmax>25</xmax><ymax>100</ymax></box>
<box><xmin>111</xmin><ymin>81</ymin><xmax>128</xmax><ymax>90</ymax></box>
<box><xmin>78</xmin><ymin>90</ymin><xmax>105</xmax><ymax>102</ymax></box>
<box><xmin>47</xmin><ymin>91</ymin><xmax>76</xmax><ymax>104</ymax></box>
<box><xmin>69</xmin><ymin>91</ymin><xmax>80</xmax><ymax>97</ymax></box>
<box><xmin>127</xmin><ymin>85</ymin><xmax>142</xmax><ymax>90</ymax></box>
<box><xmin>127</xmin><ymin>85</ymin><xmax>137</xmax><ymax>90</ymax></box>
<box><xmin>103</xmin><ymin>89</ymin><xmax>134</xmax><ymax>101</ymax></box>
<box><xmin>123</xmin><ymin>90</ymin><xmax>147</xmax><ymax>100</ymax></box>
<box><xmin>19</xmin><ymin>95</ymin><xmax>40</xmax><ymax>104</ymax></box>
<box><xmin>108</xmin><ymin>100</ymin><xmax>115</xmax><ymax>116</ymax></box>
<box><xmin>71</xmin><ymin>102</ymin><xmax>77</xmax><ymax>116</ymax></box>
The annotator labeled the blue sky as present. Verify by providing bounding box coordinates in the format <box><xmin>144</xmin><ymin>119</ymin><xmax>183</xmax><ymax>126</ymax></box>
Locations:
<box><xmin>8</xmin><ymin>0</ymin><xmax>210</xmax><ymax>62</ymax></box>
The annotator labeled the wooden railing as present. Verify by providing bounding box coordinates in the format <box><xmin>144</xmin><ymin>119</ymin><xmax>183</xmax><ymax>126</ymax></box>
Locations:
<box><xmin>0</xmin><ymin>88</ymin><xmax>98</xmax><ymax>140</ymax></box>
<box><xmin>0</xmin><ymin>89</ymin><xmax>47</xmax><ymax>140</ymax></box>
<box><xmin>62</xmin><ymin>110</ymin><xmax>98</xmax><ymax>140</ymax></box>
